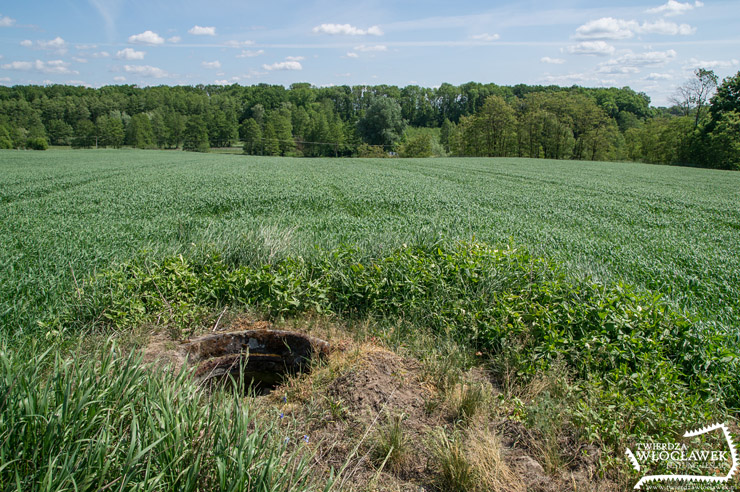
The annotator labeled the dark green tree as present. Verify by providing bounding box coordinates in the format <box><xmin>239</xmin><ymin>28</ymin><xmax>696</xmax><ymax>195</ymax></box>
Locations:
<box><xmin>46</xmin><ymin>119</ymin><xmax>73</xmax><ymax>146</ymax></box>
<box><xmin>182</xmin><ymin>116</ymin><xmax>209</xmax><ymax>152</ymax></box>
<box><xmin>71</xmin><ymin>119</ymin><xmax>96</xmax><ymax>148</ymax></box>
<box><xmin>126</xmin><ymin>113</ymin><xmax>154</xmax><ymax>148</ymax></box>
<box><xmin>241</xmin><ymin>118</ymin><xmax>262</xmax><ymax>155</ymax></box>
<box><xmin>357</xmin><ymin>97</ymin><xmax>406</xmax><ymax>147</ymax></box>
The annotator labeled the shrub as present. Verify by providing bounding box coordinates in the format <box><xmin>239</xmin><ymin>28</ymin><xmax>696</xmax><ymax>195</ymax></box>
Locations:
<box><xmin>26</xmin><ymin>137</ymin><xmax>49</xmax><ymax>150</ymax></box>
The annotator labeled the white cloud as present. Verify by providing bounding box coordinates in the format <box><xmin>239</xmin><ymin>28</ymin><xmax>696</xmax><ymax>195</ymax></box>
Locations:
<box><xmin>1</xmin><ymin>59</ymin><xmax>77</xmax><ymax>74</ymax></box>
<box><xmin>92</xmin><ymin>51</ymin><xmax>110</xmax><ymax>58</ymax></box>
<box><xmin>312</xmin><ymin>23</ymin><xmax>383</xmax><ymax>36</ymax></box>
<box><xmin>214</xmin><ymin>79</ymin><xmax>229</xmax><ymax>85</ymax></box>
<box><xmin>285</xmin><ymin>56</ymin><xmax>304</xmax><ymax>61</ymax></box>
<box><xmin>598</xmin><ymin>65</ymin><xmax>640</xmax><ymax>75</ymax></box>
<box><xmin>470</xmin><ymin>33</ymin><xmax>500</xmax><ymax>41</ymax></box>
<box><xmin>640</xmin><ymin>19</ymin><xmax>695</xmax><ymax>35</ymax></box>
<box><xmin>262</xmin><ymin>61</ymin><xmax>302</xmax><ymax>71</ymax></box>
<box><xmin>202</xmin><ymin>60</ymin><xmax>221</xmax><ymax>69</ymax></box>
<box><xmin>67</xmin><ymin>80</ymin><xmax>91</xmax><ymax>87</ymax></box>
<box><xmin>0</xmin><ymin>14</ymin><xmax>15</xmax><ymax>27</ymax></box>
<box><xmin>336</xmin><ymin>72</ymin><xmax>351</xmax><ymax>77</ymax></box>
<box><xmin>123</xmin><ymin>64</ymin><xmax>169</xmax><ymax>78</ymax></box>
<box><xmin>116</xmin><ymin>48</ymin><xmax>146</xmax><ymax>60</ymax></box>
<box><xmin>346</xmin><ymin>52</ymin><xmax>359</xmax><ymax>58</ymax></box>
<box><xmin>576</xmin><ymin>17</ymin><xmax>638</xmax><ymax>40</ymax></box>
<box><xmin>567</xmin><ymin>41</ymin><xmax>616</xmax><ymax>56</ymax></box>
<box><xmin>354</xmin><ymin>44</ymin><xmax>387</xmax><ymax>52</ymax></box>
<box><xmin>683</xmin><ymin>58</ymin><xmax>740</xmax><ymax>70</ymax></box>
<box><xmin>20</xmin><ymin>37</ymin><xmax>68</xmax><ymax>53</ymax></box>
<box><xmin>168</xmin><ymin>36</ymin><xmax>181</xmax><ymax>43</ymax></box>
<box><xmin>72</xmin><ymin>57</ymin><xmax>88</xmax><ymax>63</ymax></box>
<box><xmin>597</xmin><ymin>49</ymin><xmax>677</xmax><ymax>74</ymax></box>
<box><xmin>75</xmin><ymin>44</ymin><xmax>97</xmax><ymax>50</ymax></box>
<box><xmin>38</xmin><ymin>37</ymin><xmax>66</xmax><ymax>50</ymax></box>
<box><xmin>113</xmin><ymin>76</ymin><xmax>126</xmax><ymax>82</ymax></box>
<box><xmin>644</xmin><ymin>73</ymin><xmax>673</xmax><ymax>80</ymax></box>
<box><xmin>189</xmin><ymin>25</ymin><xmax>216</xmax><ymax>36</ymax></box>
<box><xmin>225</xmin><ymin>40</ymin><xmax>254</xmax><ymax>48</ymax></box>
<box><xmin>0</xmin><ymin>77</ymin><xmax>11</xmax><ymax>83</ymax></box>
<box><xmin>575</xmin><ymin>17</ymin><xmax>695</xmax><ymax>39</ymax></box>
<box><xmin>128</xmin><ymin>30</ymin><xmax>164</xmax><ymax>45</ymax></box>
<box><xmin>541</xmin><ymin>72</ymin><xmax>618</xmax><ymax>87</ymax></box>
<box><xmin>614</xmin><ymin>49</ymin><xmax>677</xmax><ymax>66</ymax></box>
<box><xmin>646</xmin><ymin>0</ymin><xmax>702</xmax><ymax>16</ymax></box>
<box><xmin>236</xmin><ymin>49</ymin><xmax>264</xmax><ymax>58</ymax></box>
<box><xmin>541</xmin><ymin>56</ymin><xmax>566</xmax><ymax>64</ymax></box>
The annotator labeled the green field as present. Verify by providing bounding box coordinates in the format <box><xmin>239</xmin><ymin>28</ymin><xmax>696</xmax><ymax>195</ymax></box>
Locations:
<box><xmin>2</xmin><ymin>149</ymin><xmax>740</xmax><ymax>490</ymax></box>
<box><xmin>2</xmin><ymin>149</ymin><xmax>739</xmax><ymax>333</ymax></box>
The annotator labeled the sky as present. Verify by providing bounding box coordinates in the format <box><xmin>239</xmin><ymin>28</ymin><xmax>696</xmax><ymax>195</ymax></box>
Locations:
<box><xmin>0</xmin><ymin>0</ymin><xmax>739</xmax><ymax>106</ymax></box>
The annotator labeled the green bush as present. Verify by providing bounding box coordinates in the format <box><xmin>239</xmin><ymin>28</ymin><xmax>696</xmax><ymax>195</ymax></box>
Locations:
<box><xmin>26</xmin><ymin>137</ymin><xmax>49</xmax><ymax>150</ymax></box>
<box><xmin>48</xmin><ymin>241</ymin><xmax>735</xmax><ymax>445</ymax></box>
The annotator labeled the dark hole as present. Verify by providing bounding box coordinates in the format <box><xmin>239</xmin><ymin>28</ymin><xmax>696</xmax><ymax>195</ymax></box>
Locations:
<box><xmin>185</xmin><ymin>330</ymin><xmax>330</xmax><ymax>396</ymax></box>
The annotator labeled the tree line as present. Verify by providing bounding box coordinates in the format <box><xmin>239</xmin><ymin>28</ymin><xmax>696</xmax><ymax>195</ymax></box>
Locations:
<box><xmin>0</xmin><ymin>72</ymin><xmax>737</xmax><ymax>169</ymax></box>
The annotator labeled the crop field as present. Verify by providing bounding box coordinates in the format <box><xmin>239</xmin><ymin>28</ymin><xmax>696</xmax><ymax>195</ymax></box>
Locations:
<box><xmin>1</xmin><ymin>149</ymin><xmax>739</xmax><ymax>333</ymax></box>
<box><xmin>2</xmin><ymin>149</ymin><xmax>740</xmax><ymax>490</ymax></box>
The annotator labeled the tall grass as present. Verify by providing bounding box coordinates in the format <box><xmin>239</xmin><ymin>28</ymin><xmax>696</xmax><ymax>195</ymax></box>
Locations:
<box><xmin>0</xmin><ymin>339</ymin><xmax>325</xmax><ymax>491</ymax></box>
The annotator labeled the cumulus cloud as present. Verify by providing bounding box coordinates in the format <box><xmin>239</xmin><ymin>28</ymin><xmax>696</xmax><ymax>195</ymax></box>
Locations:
<box><xmin>576</xmin><ymin>18</ymin><xmax>637</xmax><ymax>40</ymax></box>
<box><xmin>168</xmin><ymin>36</ymin><xmax>181</xmax><ymax>43</ymax></box>
<box><xmin>541</xmin><ymin>57</ymin><xmax>566</xmax><ymax>64</ymax></box>
<box><xmin>1</xmin><ymin>59</ymin><xmax>77</xmax><ymax>74</ymax></box>
<box><xmin>123</xmin><ymin>64</ymin><xmax>169</xmax><ymax>78</ymax></box>
<box><xmin>0</xmin><ymin>14</ymin><xmax>15</xmax><ymax>27</ymax></box>
<box><xmin>471</xmin><ymin>33</ymin><xmax>500</xmax><ymax>41</ymax></box>
<box><xmin>116</xmin><ymin>48</ymin><xmax>146</xmax><ymax>60</ymax></box>
<box><xmin>640</xmin><ymin>19</ymin><xmax>695</xmax><ymax>35</ymax></box>
<box><xmin>21</xmin><ymin>37</ymin><xmax>67</xmax><ymax>53</ymax></box>
<box><xmin>312</xmin><ymin>23</ymin><xmax>383</xmax><ymax>36</ymax></box>
<box><xmin>285</xmin><ymin>56</ymin><xmax>304</xmax><ymax>61</ymax></box>
<box><xmin>128</xmin><ymin>30</ymin><xmax>164</xmax><ymax>45</ymax></box>
<box><xmin>646</xmin><ymin>0</ymin><xmax>703</xmax><ymax>16</ymax></box>
<box><xmin>683</xmin><ymin>58</ymin><xmax>740</xmax><ymax>70</ymax></box>
<box><xmin>113</xmin><ymin>76</ymin><xmax>126</xmax><ymax>82</ymax></box>
<box><xmin>72</xmin><ymin>57</ymin><xmax>88</xmax><ymax>63</ymax></box>
<box><xmin>236</xmin><ymin>49</ymin><xmax>264</xmax><ymax>58</ymax></box>
<box><xmin>575</xmin><ymin>17</ymin><xmax>695</xmax><ymax>39</ymax></box>
<box><xmin>597</xmin><ymin>50</ymin><xmax>678</xmax><ymax>74</ymax></box>
<box><xmin>613</xmin><ymin>49</ymin><xmax>678</xmax><ymax>66</ymax></box>
<box><xmin>567</xmin><ymin>41</ymin><xmax>616</xmax><ymax>56</ymax></box>
<box><xmin>92</xmin><ymin>51</ymin><xmax>110</xmax><ymax>58</ymax></box>
<box><xmin>354</xmin><ymin>44</ymin><xmax>387</xmax><ymax>52</ymax></box>
<box><xmin>214</xmin><ymin>79</ymin><xmax>230</xmax><ymax>85</ymax></box>
<box><xmin>189</xmin><ymin>25</ymin><xmax>216</xmax><ymax>36</ymax></box>
<box><xmin>346</xmin><ymin>52</ymin><xmax>359</xmax><ymax>58</ymax></box>
<box><xmin>644</xmin><ymin>73</ymin><xmax>673</xmax><ymax>80</ymax></box>
<box><xmin>202</xmin><ymin>60</ymin><xmax>221</xmax><ymax>69</ymax></box>
<box><xmin>262</xmin><ymin>60</ymin><xmax>302</xmax><ymax>71</ymax></box>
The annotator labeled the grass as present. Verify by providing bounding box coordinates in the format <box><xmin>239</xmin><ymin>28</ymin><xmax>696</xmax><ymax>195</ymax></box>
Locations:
<box><xmin>0</xmin><ymin>339</ymin><xmax>325</xmax><ymax>491</ymax></box>
<box><xmin>1</xmin><ymin>149</ymin><xmax>739</xmax><ymax>489</ymax></box>
<box><xmin>1</xmin><ymin>150</ymin><xmax>739</xmax><ymax>337</ymax></box>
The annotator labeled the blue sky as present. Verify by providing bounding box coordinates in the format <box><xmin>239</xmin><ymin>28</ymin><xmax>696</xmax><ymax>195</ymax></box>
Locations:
<box><xmin>0</xmin><ymin>0</ymin><xmax>738</xmax><ymax>105</ymax></box>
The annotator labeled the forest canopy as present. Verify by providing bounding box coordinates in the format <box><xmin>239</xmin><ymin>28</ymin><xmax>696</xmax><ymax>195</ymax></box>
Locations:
<box><xmin>0</xmin><ymin>70</ymin><xmax>738</xmax><ymax>170</ymax></box>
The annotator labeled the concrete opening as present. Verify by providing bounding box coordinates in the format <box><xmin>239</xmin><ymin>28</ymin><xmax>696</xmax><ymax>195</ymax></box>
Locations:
<box><xmin>184</xmin><ymin>330</ymin><xmax>330</xmax><ymax>394</ymax></box>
